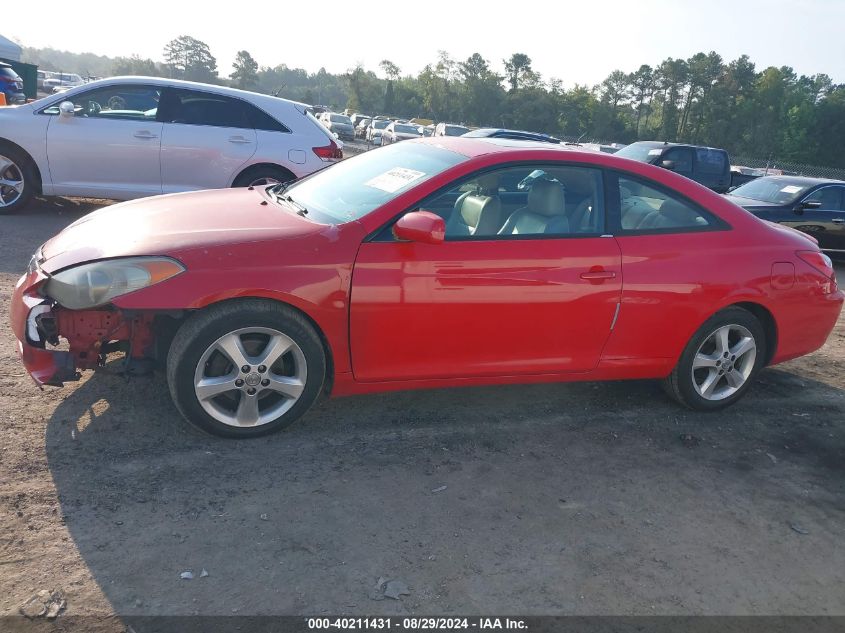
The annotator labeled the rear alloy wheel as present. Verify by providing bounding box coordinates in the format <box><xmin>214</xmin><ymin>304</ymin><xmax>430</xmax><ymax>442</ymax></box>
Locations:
<box><xmin>663</xmin><ymin>307</ymin><xmax>766</xmax><ymax>411</ymax></box>
<box><xmin>167</xmin><ymin>300</ymin><xmax>325</xmax><ymax>438</ymax></box>
<box><xmin>0</xmin><ymin>149</ymin><xmax>35</xmax><ymax>214</ymax></box>
<box><xmin>233</xmin><ymin>167</ymin><xmax>294</xmax><ymax>189</ymax></box>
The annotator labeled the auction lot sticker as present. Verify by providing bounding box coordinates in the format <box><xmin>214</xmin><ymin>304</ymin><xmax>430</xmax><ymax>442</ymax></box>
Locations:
<box><xmin>365</xmin><ymin>168</ymin><xmax>427</xmax><ymax>193</ymax></box>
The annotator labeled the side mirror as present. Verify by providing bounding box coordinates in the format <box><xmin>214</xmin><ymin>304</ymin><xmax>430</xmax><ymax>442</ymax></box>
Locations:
<box><xmin>795</xmin><ymin>200</ymin><xmax>821</xmax><ymax>214</ymax></box>
<box><xmin>660</xmin><ymin>159</ymin><xmax>677</xmax><ymax>170</ymax></box>
<box><xmin>393</xmin><ymin>211</ymin><xmax>445</xmax><ymax>245</ymax></box>
<box><xmin>727</xmin><ymin>186</ymin><xmax>738</xmax><ymax>193</ymax></box>
<box><xmin>59</xmin><ymin>101</ymin><xmax>75</xmax><ymax>117</ymax></box>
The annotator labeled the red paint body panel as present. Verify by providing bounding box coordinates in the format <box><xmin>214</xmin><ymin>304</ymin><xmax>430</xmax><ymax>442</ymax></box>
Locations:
<box><xmin>350</xmin><ymin>237</ymin><xmax>621</xmax><ymax>381</ymax></box>
<box><xmin>9</xmin><ymin>138</ymin><xmax>844</xmax><ymax>398</ymax></box>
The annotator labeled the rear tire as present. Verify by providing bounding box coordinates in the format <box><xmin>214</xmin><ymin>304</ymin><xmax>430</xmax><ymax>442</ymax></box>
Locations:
<box><xmin>663</xmin><ymin>306</ymin><xmax>766</xmax><ymax>411</ymax></box>
<box><xmin>0</xmin><ymin>146</ymin><xmax>36</xmax><ymax>214</ymax></box>
<box><xmin>232</xmin><ymin>166</ymin><xmax>294</xmax><ymax>188</ymax></box>
<box><xmin>166</xmin><ymin>299</ymin><xmax>326</xmax><ymax>438</ymax></box>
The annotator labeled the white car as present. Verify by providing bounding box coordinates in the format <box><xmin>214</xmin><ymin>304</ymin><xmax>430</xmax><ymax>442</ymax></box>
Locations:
<box><xmin>382</xmin><ymin>121</ymin><xmax>423</xmax><ymax>144</ymax></box>
<box><xmin>366</xmin><ymin>119</ymin><xmax>391</xmax><ymax>146</ymax></box>
<box><xmin>45</xmin><ymin>73</ymin><xmax>85</xmax><ymax>93</ymax></box>
<box><xmin>0</xmin><ymin>76</ymin><xmax>342</xmax><ymax>213</ymax></box>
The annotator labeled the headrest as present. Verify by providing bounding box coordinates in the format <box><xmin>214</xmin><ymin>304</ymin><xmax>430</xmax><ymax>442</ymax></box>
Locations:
<box><xmin>461</xmin><ymin>195</ymin><xmax>501</xmax><ymax>228</ymax></box>
<box><xmin>475</xmin><ymin>173</ymin><xmax>499</xmax><ymax>195</ymax></box>
<box><xmin>528</xmin><ymin>179</ymin><xmax>566</xmax><ymax>217</ymax></box>
<box><xmin>659</xmin><ymin>199</ymin><xmax>698</xmax><ymax>223</ymax></box>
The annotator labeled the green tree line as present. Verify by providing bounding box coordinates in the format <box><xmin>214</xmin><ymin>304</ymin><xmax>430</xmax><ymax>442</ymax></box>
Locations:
<box><xmin>22</xmin><ymin>39</ymin><xmax>845</xmax><ymax>168</ymax></box>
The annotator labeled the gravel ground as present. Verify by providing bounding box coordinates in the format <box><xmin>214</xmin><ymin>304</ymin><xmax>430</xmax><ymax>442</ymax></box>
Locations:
<box><xmin>1</xmin><ymin>197</ymin><xmax>844</xmax><ymax>630</ymax></box>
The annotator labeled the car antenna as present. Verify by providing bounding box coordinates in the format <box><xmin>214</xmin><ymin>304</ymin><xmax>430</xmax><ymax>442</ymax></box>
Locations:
<box><xmin>273</xmin><ymin>83</ymin><xmax>287</xmax><ymax>97</ymax></box>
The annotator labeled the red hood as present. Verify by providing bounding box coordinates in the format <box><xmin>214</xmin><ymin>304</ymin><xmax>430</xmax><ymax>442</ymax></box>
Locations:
<box><xmin>39</xmin><ymin>188</ymin><xmax>324</xmax><ymax>273</ymax></box>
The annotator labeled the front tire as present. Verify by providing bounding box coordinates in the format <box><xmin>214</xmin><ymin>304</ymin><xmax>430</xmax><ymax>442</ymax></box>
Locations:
<box><xmin>663</xmin><ymin>307</ymin><xmax>766</xmax><ymax>411</ymax></box>
<box><xmin>166</xmin><ymin>300</ymin><xmax>326</xmax><ymax>438</ymax></box>
<box><xmin>0</xmin><ymin>147</ymin><xmax>36</xmax><ymax>214</ymax></box>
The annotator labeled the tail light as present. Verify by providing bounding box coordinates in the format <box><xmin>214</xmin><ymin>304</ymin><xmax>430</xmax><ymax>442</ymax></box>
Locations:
<box><xmin>797</xmin><ymin>250</ymin><xmax>837</xmax><ymax>293</ymax></box>
<box><xmin>312</xmin><ymin>140</ymin><xmax>343</xmax><ymax>162</ymax></box>
<box><xmin>797</xmin><ymin>250</ymin><xmax>834</xmax><ymax>279</ymax></box>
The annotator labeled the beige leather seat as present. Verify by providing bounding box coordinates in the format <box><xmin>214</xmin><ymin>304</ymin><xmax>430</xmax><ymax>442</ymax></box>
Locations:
<box><xmin>445</xmin><ymin>173</ymin><xmax>503</xmax><ymax>237</ymax></box>
<box><xmin>499</xmin><ymin>179</ymin><xmax>568</xmax><ymax>235</ymax></box>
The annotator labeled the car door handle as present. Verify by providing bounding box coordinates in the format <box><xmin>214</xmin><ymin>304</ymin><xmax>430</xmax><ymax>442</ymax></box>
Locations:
<box><xmin>580</xmin><ymin>270</ymin><xmax>617</xmax><ymax>280</ymax></box>
<box><xmin>133</xmin><ymin>130</ymin><xmax>158</xmax><ymax>139</ymax></box>
<box><xmin>832</xmin><ymin>218</ymin><xmax>845</xmax><ymax>224</ymax></box>
<box><xmin>228</xmin><ymin>135</ymin><xmax>252</xmax><ymax>144</ymax></box>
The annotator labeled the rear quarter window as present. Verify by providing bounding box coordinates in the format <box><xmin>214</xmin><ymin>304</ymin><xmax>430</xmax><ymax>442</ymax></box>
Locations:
<box><xmin>696</xmin><ymin>149</ymin><xmax>727</xmax><ymax>175</ymax></box>
<box><xmin>247</xmin><ymin>105</ymin><xmax>290</xmax><ymax>133</ymax></box>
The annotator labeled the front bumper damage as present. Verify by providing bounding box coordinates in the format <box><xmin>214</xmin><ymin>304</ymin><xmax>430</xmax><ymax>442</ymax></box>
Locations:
<box><xmin>11</xmin><ymin>268</ymin><xmax>157</xmax><ymax>387</ymax></box>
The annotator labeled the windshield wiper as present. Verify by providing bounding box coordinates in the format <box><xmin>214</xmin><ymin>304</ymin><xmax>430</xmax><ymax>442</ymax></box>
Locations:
<box><xmin>281</xmin><ymin>194</ymin><xmax>308</xmax><ymax>216</ymax></box>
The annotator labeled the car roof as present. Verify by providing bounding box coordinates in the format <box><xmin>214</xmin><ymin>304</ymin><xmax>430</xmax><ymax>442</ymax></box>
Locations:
<box><xmin>467</xmin><ymin>128</ymin><xmax>560</xmax><ymax>141</ymax></box>
<box><xmin>751</xmin><ymin>174</ymin><xmax>845</xmax><ymax>186</ymax></box>
<box><xmin>412</xmin><ymin>136</ymin><xmax>598</xmax><ymax>159</ymax></box>
<box><xmin>59</xmin><ymin>75</ymin><xmax>308</xmax><ymax>109</ymax></box>
<box><xmin>628</xmin><ymin>140</ymin><xmax>727</xmax><ymax>152</ymax></box>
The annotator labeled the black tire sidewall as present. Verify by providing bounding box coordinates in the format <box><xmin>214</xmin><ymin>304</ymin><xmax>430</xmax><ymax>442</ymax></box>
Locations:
<box><xmin>232</xmin><ymin>168</ymin><xmax>294</xmax><ymax>188</ymax></box>
<box><xmin>167</xmin><ymin>303</ymin><xmax>325</xmax><ymax>438</ymax></box>
<box><xmin>674</xmin><ymin>308</ymin><xmax>766</xmax><ymax>411</ymax></box>
<box><xmin>0</xmin><ymin>146</ymin><xmax>36</xmax><ymax>214</ymax></box>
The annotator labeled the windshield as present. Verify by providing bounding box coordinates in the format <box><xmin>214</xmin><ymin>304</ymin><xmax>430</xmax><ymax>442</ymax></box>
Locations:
<box><xmin>0</xmin><ymin>67</ymin><xmax>20</xmax><ymax>80</ymax></box>
<box><xmin>730</xmin><ymin>177</ymin><xmax>814</xmax><ymax>204</ymax></box>
<box><xmin>395</xmin><ymin>124</ymin><xmax>419</xmax><ymax>134</ymax></box>
<box><xmin>373</xmin><ymin>120</ymin><xmax>390</xmax><ymax>129</ymax></box>
<box><xmin>330</xmin><ymin>114</ymin><xmax>352</xmax><ymax>124</ymax></box>
<box><xmin>282</xmin><ymin>142</ymin><xmax>466</xmax><ymax>223</ymax></box>
<box><xmin>445</xmin><ymin>125</ymin><xmax>470</xmax><ymax>136</ymax></box>
<box><xmin>614</xmin><ymin>142</ymin><xmax>665</xmax><ymax>162</ymax></box>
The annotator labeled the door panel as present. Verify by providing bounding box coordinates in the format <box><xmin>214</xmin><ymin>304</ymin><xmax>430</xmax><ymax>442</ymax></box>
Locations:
<box><xmin>350</xmin><ymin>238</ymin><xmax>622</xmax><ymax>382</ymax></box>
<box><xmin>158</xmin><ymin>87</ymin><xmax>258</xmax><ymax>193</ymax></box>
<box><xmin>160</xmin><ymin>123</ymin><xmax>256</xmax><ymax>192</ymax></box>
<box><xmin>45</xmin><ymin>116</ymin><xmax>162</xmax><ymax>198</ymax></box>
<box><xmin>782</xmin><ymin>186</ymin><xmax>845</xmax><ymax>252</ymax></box>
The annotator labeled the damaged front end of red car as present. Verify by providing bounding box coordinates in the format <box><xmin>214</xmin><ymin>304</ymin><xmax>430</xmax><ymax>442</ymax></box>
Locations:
<box><xmin>10</xmin><ymin>254</ymin><xmax>184</xmax><ymax>387</ymax></box>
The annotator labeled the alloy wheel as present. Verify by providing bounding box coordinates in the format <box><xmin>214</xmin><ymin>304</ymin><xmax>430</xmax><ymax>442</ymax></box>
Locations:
<box><xmin>249</xmin><ymin>176</ymin><xmax>282</xmax><ymax>187</ymax></box>
<box><xmin>193</xmin><ymin>327</ymin><xmax>307</xmax><ymax>427</ymax></box>
<box><xmin>691</xmin><ymin>324</ymin><xmax>757</xmax><ymax>401</ymax></box>
<box><xmin>0</xmin><ymin>154</ymin><xmax>24</xmax><ymax>209</ymax></box>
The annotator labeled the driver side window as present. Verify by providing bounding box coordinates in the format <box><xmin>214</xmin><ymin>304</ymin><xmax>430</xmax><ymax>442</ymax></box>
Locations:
<box><xmin>43</xmin><ymin>85</ymin><xmax>160</xmax><ymax>120</ymax></box>
<box><xmin>414</xmin><ymin>164</ymin><xmax>605</xmax><ymax>240</ymax></box>
<box><xmin>802</xmin><ymin>187</ymin><xmax>844</xmax><ymax>211</ymax></box>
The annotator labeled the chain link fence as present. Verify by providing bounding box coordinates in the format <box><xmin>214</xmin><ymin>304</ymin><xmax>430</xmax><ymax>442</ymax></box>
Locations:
<box><xmin>729</xmin><ymin>155</ymin><xmax>845</xmax><ymax>180</ymax></box>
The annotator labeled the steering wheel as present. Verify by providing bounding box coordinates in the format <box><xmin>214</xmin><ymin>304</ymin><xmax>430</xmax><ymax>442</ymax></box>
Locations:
<box><xmin>87</xmin><ymin>101</ymin><xmax>102</xmax><ymax>115</ymax></box>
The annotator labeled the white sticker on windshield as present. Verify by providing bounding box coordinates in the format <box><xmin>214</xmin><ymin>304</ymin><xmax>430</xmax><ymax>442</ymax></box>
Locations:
<box><xmin>365</xmin><ymin>168</ymin><xmax>427</xmax><ymax>193</ymax></box>
<box><xmin>647</xmin><ymin>149</ymin><xmax>663</xmax><ymax>156</ymax></box>
<box><xmin>780</xmin><ymin>185</ymin><xmax>802</xmax><ymax>194</ymax></box>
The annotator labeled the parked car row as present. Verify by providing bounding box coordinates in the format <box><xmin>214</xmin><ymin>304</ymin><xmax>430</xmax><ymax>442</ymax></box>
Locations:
<box><xmin>315</xmin><ymin>111</ymin><xmax>355</xmax><ymax>141</ymax></box>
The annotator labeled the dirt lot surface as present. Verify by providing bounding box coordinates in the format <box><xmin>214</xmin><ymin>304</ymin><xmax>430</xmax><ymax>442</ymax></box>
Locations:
<box><xmin>1</xmin><ymin>198</ymin><xmax>844</xmax><ymax>629</ymax></box>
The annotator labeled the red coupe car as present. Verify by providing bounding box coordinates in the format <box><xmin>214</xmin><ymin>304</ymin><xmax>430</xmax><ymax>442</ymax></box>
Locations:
<box><xmin>10</xmin><ymin>138</ymin><xmax>843</xmax><ymax>437</ymax></box>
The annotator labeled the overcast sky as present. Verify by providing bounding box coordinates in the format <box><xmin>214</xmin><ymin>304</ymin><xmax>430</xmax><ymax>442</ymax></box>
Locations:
<box><xmin>7</xmin><ymin>0</ymin><xmax>845</xmax><ymax>84</ymax></box>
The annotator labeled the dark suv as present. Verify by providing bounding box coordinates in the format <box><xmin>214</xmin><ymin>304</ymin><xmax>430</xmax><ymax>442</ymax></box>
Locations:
<box><xmin>0</xmin><ymin>63</ymin><xmax>26</xmax><ymax>105</ymax></box>
<box><xmin>615</xmin><ymin>141</ymin><xmax>731</xmax><ymax>193</ymax></box>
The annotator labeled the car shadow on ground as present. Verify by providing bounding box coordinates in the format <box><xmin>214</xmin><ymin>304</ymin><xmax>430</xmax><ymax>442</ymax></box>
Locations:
<box><xmin>43</xmin><ymin>367</ymin><xmax>845</xmax><ymax>617</ymax></box>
